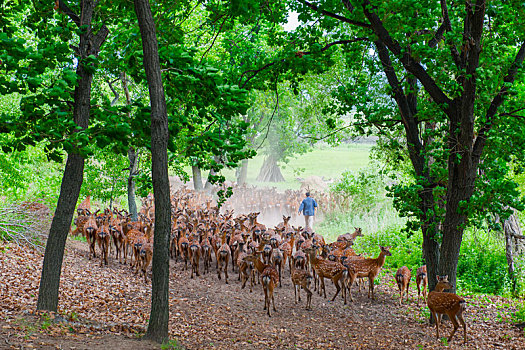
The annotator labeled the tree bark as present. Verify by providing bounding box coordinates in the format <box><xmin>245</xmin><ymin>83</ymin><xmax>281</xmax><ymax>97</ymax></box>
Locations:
<box><xmin>121</xmin><ymin>72</ymin><xmax>139</xmax><ymax>221</ymax></box>
<box><xmin>127</xmin><ymin>147</ymin><xmax>139</xmax><ymax>221</ymax></box>
<box><xmin>256</xmin><ymin>155</ymin><xmax>285</xmax><ymax>182</ymax></box>
<box><xmin>192</xmin><ymin>165</ymin><xmax>203</xmax><ymax>191</ymax></box>
<box><xmin>504</xmin><ymin>212</ymin><xmax>522</xmax><ymax>295</ymax></box>
<box><xmin>37</xmin><ymin>0</ymin><xmax>108</xmax><ymax>312</ymax></box>
<box><xmin>236</xmin><ymin>159</ymin><xmax>248</xmax><ymax>185</ymax></box>
<box><xmin>134</xmin><ymin>0</ymin><xmax>171</xmax><ymax>343</ymax></box>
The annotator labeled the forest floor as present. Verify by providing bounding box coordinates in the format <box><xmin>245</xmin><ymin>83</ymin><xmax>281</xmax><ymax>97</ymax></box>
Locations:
<box><xmin>1</xmin><ymin>239</ymin><xmax>524</xmax><ymax>350</ymax></box>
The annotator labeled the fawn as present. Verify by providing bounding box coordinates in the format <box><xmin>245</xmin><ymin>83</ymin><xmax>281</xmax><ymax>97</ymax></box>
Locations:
<box><xmin>427</xmin><ymin>275</ymin><xmax>467</xmax><ymax>344</ymax></box>
<box><xmin>96</xmin><ymin>223</ymin><xmax>111</xmax><ymax>267</ymax></box>
<box><xmin>344</xmin><ymin>245</ymin><xmax>392</xmax><ymax>301</ymax></box>
<box><xmin>291</xmin><ymin>264</ymin><xmax>313</xmax><ymax>310</ymax></box>
<box><xmin>305</xmin><ymin>246</ymin><xmax>349</xmax><ymax>303</ymax></box>
<box><xmin>395</xmin><ymin>266</ymin><xmax>411</xmax><ymax>304</ymax></box>
<box><xmin>416</xmin><ymin>265</ymin><xmax>428</xmax><ymax>306</ymax></box>
<box><xmin>243</xmin><ymin>254</ymin><xmax>279</xmax><ymax>317</ymax></box>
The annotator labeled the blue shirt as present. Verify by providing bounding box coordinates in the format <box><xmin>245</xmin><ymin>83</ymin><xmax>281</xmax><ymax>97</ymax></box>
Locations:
<box><xmin>298</xmin><ymin>197</ymin><xmax>318</xmax><ymax>216</ymax></box>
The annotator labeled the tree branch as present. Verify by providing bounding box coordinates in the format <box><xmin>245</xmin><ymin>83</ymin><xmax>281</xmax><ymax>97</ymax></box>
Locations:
<box><xmin>240</xmin><ymin>38</ymin><xmax>368</xmax><ymax>88</ymax></box>
<box><xmin>255</xmin><ymin>88</ymin><xmax>279</xmax><ymax>151</ymax></box>
<box><xmin>91</xmin><ymin>25</ymin><xmax>109</xmax><ymax>53</ymax></box>
<box><xmin>297</xmin><ymin>0</ymin><xmax>371</xmax><ymax>28</ymax></box>
<box><xmin>200</xmin><ymin>15</ymin><xmax>229</xmax><ymax>64</ymax></box>
<box><xmin>472</xmin><ymin>41</ymin><xmax>525</xmax><ymax>163</ymax></box>
<box><xmin>106</xmin><ymin>78</ymin><xmax>120</xmax><ymax>106</ymax></box>
<box><xmin>57</xmin><ymin>0</ymin><xmax>81</xmax><ymax>27</ymax></box>
<box><xmin>361</xmin><ymin>0</ymin><xmax>452</xmax><ymax>110</ymax></box>
<box><xmin>429</xmin><ymin>0</ymin><xmax>452</xmax><ymax>47</ymax></box>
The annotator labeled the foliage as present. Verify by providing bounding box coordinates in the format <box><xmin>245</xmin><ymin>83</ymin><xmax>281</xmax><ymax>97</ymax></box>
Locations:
<box><xmin>456</xmin><ymin>228</ymin><xmax>510</xmax><ymax>295</ymax></box>
<box><xmin>352</xmin><ymin>225</ymin><xmax>423</xmax><ymax>272</ymax></box>
<box><xmin>329</xmin><ymin>165</ymin><xmax>385</xmax><ymax>214</ymax></box>
<box><xmin>0</xmin><ymin>142</ymin><xmax>62</xmax><ymax>207</ymax></box>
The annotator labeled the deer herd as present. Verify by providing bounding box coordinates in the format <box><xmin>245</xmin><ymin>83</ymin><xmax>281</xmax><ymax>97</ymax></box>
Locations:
<box><xmin>70</xmin><ymin>188</ymin><xmax>468</xmax><ymax>344</ymax></box>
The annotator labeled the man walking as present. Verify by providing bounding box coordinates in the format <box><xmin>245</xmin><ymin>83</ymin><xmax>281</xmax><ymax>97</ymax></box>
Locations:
<box><xmin>298</xmin><ymin>192</ymin><xmax>318</xmax><ymax>230</ymax></box>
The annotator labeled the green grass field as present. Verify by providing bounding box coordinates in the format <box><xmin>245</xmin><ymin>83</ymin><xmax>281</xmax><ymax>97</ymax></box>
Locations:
<box><xmin>200</xmin><ymin>143</ymin><xmax>373</xmax><ymax>190</ymax></box>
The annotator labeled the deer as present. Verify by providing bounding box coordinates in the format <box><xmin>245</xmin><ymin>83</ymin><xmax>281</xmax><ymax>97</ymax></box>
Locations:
<box><xmin>243</xmin><ymin>254</ymin><xmax>279</xmax><ymax>317</ymax></box>
<box><xmin>77</xmin><ymin>195</ymin><xmax>91</xmax><ymax>216</ymax></box>
<box><xmin>189</xmin><ymin>237</ymin><xmax>201</xmax><ymax>278</ymax></box>
<box><xmin>83</xmin><ymin>212</ymin><xmax>98</xmax><ymax>260</ymax></box>
<box><xmin>139</xmin><ymin>242</ymin><xmax>153</xmax><ymax>282</ymax></box>
<box><xmin>291</xmin><ymin>263</ymin><xmax>313</xmax><ymax>310</ymax></box>
<box><xmin>109</xmin><ymin>217</ymin><xmax>124</xmax><ymax>263</ymax></box>
<box><xmin>178</xmin><ymin>233</ymin><xmax>190</xmax><ymax>270</ymax></box>
<box><xmin>305</xmin><ymin>246</ymin><xmax>350</xmax><ymax>303</ymax></box>
<box><xmin>344</xmin><ymin>245</ymin><xmax>392</xmax><ymax>301</ymax></box>
<box><xmin>96</xmin><ymin>223</ymin><xmax>111</xmax><ymax>267</ymax></box>
<box><xmin>200</xmin><ymin>234</ymin><xmax>212</xmax><ymax>275</ymax></box>
<box><xmin>271</xmin><ymin>247</ymin><xmax>284</xmax><ymax>287</ymax></box>
<box><xmin>71</xmin><ymin>212</ymin><xmax>90</xmax><ymax>237</ymax></box>
<box><xmin>217</xmin><ymin>230</ymin><xmax>231</xmax><ymax>284</ymax></box>
<box><xmin>395</xmin><ymin>266</ymin><xmax>411</xmax><ymax>305</ymax></box>
<box><xmin>416</xmin><ymin>265</ymin><xmax>428</xmax><ymax>306</ymax></box>
<box><xmin>236</xmin><ymin>244</ymin><xmax>254</xmax><ymax>292</ymax></box>
<box><xmin>427</xmin><ymin>275</ymin><xmax>467</xmax><ymax>344</ymax></box>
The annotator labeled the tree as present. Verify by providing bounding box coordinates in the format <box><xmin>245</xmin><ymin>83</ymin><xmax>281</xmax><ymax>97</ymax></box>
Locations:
<box><xmin>34</xmin><ymin>0</ymin><xmax>108</xmax><ymax>312</ymax></box>
<box><xmin>133</xmin><ymin>0</ymin><xmax>171</xmax><ymax>342</ymax></box>
<box><xmin>286</xmin><ymin>0</ymin><xmax>525</xmax><ymax>290</ymax></box>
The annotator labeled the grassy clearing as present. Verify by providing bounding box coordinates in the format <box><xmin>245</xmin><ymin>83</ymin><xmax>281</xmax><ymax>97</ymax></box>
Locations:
<box><xmin>197</xmin><ymin>143</ymin><xmax>372</xmax><ymax>190</ymax></box>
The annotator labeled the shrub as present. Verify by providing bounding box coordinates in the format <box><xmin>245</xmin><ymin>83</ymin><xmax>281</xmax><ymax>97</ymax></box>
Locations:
<box><xmin>456</xmin><ymin>228</ymin><xmax>513</xmax><ymax>295</ymax></box>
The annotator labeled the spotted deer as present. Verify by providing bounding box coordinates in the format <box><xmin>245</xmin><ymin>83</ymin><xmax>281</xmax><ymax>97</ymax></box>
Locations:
<box><xmin>83</xmin><ymin>213</ymin><xmax>98</xmax><ymax>260</ymax></box>
<box><xmin>416</xmin><ymin>265</ymin><xmax>428</xmax><ymax>306</ymax></box>
<box><xmin>344</xmin><ymin>246</ymin><xmax>392</xmax><ymax>301</ymax></box>
<box><xmin>305</xmin><ymin>246</ymin><xmax>350</xmax><ymax>303</ymax></box>
<box><xmin>243</xmin><ymin>254</ymin><xmax>279</xmax><ymax>317</ymax></box>
<box><xmin>427</xmin><ymin>275</ymin><xmax>467</xmax><ymax>344</ymax></box>
<box><xmin>217</xmin><ymin>231</ymin><xmax>231</xmax><ymax>284</ymax></box>
<box><xmin>395</xmin><ymin>266</ymin><xmax>411</xmax><ymax>304</ymax></box>
<box><xmin>291</xmin><ymin>263</ymin><xmax>313</xmax><ymax>310</ymax></box>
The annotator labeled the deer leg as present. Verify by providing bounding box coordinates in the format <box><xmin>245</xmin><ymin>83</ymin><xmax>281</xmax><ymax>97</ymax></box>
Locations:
<box><xmin>447</xmin><ymin>313</ymin><xmax>460</xmax><ymax>342</ymax></box>
<box><xmin>272</xmin><ymin>291</ymin><xmax>276</xmax><ymax>312</ymax></box>
<box><xmin>368</xmin><ymin>276</ymin><xmax>374</xmax><ymax>299</ymax></box>
<box><xmin>331</xmin><ymin>279</ymin><xmax>341</xmax><ymax>302</ymax></box>
<box><xmin>435</xmin><ymin>312</ymin><xmax>442</xmax><ymax>339</ymax></box>
<box><xmin>263</xmin><ymin>286</ymin><xmax>268</xmax><ymax>311</ymax></box>
<box><xmin>457</xmin><ymin>312</ymin><xmax>467</xmax><ymax>343</ymax></box>
<box><xmin>306</xmin><ymin>288</ymin><xmax>312</xmax><ymax>310</ymax></box>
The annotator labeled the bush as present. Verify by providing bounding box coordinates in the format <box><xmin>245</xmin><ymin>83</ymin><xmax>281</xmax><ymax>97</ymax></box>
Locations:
<box><xmin>457</xmin><ymin>228</ymin><xmax>512</xmax><ymax>295</ymax></box>
<box><xmin>329</xmin><ymin>165</ymin><xmax>386</xmax><ymax>214</ymax></box>
<box><xmin>352</xmin><ymin>225</ymin><xmax>424</xmax><ymax>272</ymax></box>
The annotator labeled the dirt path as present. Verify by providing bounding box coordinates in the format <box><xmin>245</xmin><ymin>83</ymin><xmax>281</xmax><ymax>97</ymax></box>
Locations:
<box><xmin>0</xmin><ymin>240</ymin><xmax>524</xmax><ymax>349</ymax></box>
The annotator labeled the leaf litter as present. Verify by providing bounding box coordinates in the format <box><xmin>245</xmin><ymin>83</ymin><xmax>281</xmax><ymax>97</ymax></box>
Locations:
<box><xmin>0</xmin><ymin>240</ymin><xmax>524</xmax><ymax>349</ymax></box>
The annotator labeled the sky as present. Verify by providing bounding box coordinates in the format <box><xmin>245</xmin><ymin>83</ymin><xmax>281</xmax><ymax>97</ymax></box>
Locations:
<box><xmin>283</xmin><ymin>11</ymin><xmax>300</xmax><ymax>32</ymax></box>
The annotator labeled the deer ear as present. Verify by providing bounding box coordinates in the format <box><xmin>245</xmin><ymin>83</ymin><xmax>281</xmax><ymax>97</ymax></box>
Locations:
<box><xmin>436</xmin><ymin>275</ymin><xmax>440</xmax><ymax>281</ymax></box>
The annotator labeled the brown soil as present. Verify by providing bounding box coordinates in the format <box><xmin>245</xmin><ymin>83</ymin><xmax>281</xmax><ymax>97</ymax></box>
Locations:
<box><xmin>0</xmin><ymin>240</ymin><xmax>524</xmax><ymax>350</ymax></box>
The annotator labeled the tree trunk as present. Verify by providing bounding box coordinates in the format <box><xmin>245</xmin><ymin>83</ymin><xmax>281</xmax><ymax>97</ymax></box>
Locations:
<box><xmin>236</xmin><ymin>159</ymin><xmax>248</xmax><ymax>185</ymax></box>
<box><xmin>204</xmin><ymin>156</ymin><xmax>220</xmax><ymax>190</ymax></box>
<box><xmin>256</xmin><ymin>155</ymin><xmax>285</xmax><ymax>182</ymax></box>
<box><xmin>37</xmin><ymin>155</ymin><xmax>84</xmax><ymax>311</ymax></box>
<box><xmin>204</xmin><ymin>168</ymin><xmax>216</xmax><ymax>190</ymax></box>
<box><xmin>134</xmin><ymin>0</ymin><xmax>171</xmax><ymax>343</ymax></box>
<box><xmin>127</xmin><ymin>147</ymin><xmax>139</xmax><ymax>221</ymax></box>
<box><xmin>121</xmin><ymin>72</ymin><xmax>139</xmax><ymax>221</ymax></box>
<box><xmin>192</xmin><ymin>165</ymin><xmax>203</xmax><ymax>190</ymax></box>
<box><xmin>37</xmin><ymin>0</ymin><xmax>108</xmax><ymax>312</ymax></box>
<box><xmin>504</xmin><ymin>212</ymin><xmax>522</xmax><ymax>295</ymax></box>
